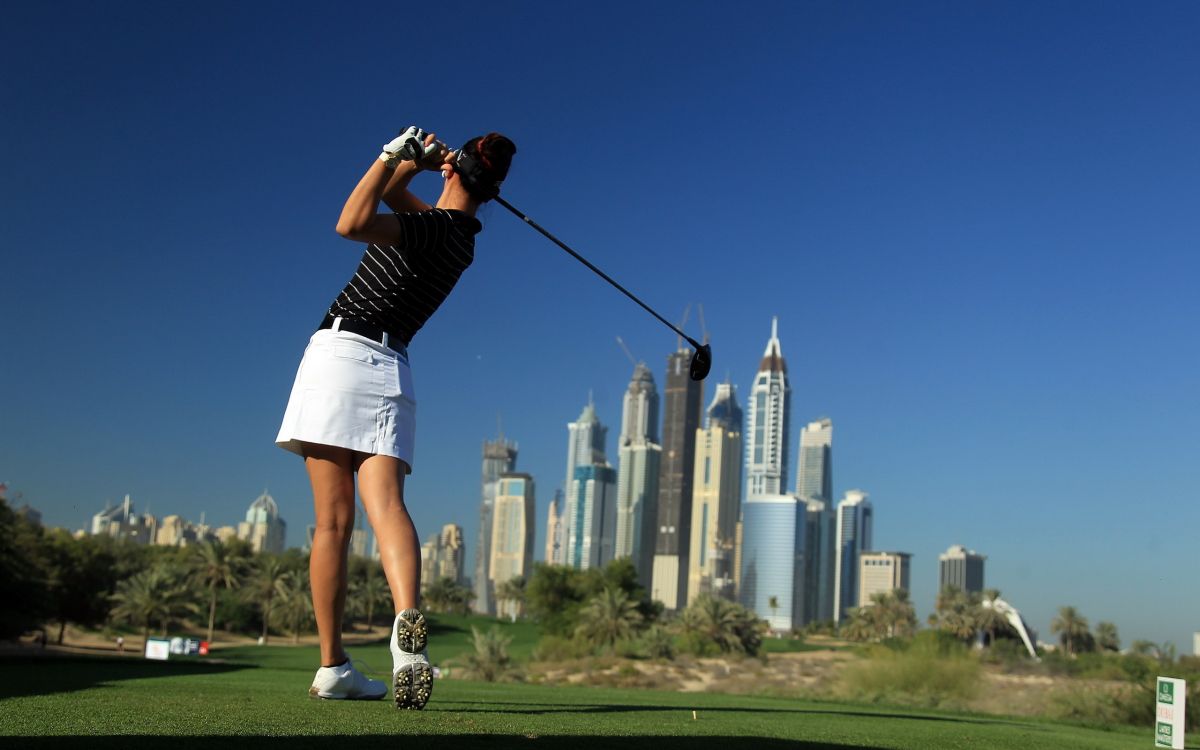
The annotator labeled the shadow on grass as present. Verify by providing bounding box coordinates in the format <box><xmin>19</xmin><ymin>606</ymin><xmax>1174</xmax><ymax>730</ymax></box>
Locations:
<box><xmin>0</xmin><ymin>654</ymin><xmax>253</xmax><ymax>700</ymax></box>
<box><xmin>436</xmin><ymin>700</ymin><xmax>1040</xmax><ymax>728</ymax></box>
<box><xmin>11</xmin><ymin>736</ymin><xmax>881</xmax><ymax>749</ymax></box>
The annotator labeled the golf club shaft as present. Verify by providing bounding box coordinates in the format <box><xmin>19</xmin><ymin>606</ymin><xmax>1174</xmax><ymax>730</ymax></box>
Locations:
<box><xmin>493</xmin><ymin>195</ymin><xmax>702</xmax><ymax>351</ymax></box>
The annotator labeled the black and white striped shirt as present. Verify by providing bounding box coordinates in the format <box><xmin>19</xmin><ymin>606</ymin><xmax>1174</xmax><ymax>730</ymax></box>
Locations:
<box><xmin>328</xmin><ymin>209</ymin><xmax>482</xmax><ymax>346</ymax></box>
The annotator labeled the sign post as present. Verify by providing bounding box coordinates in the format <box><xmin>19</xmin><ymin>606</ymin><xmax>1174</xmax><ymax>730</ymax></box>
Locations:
<box><xmin>1155</xmin><ymin>676</ymin><xmax>1186</xmax><ymax>749</ymax></box>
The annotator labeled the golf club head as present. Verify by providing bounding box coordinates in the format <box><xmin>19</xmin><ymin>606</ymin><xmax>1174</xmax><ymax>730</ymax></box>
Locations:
<box><xmin>689</xmin><ymin>343</ymin><xmax>712</xmax><ymax>381</ymax></box>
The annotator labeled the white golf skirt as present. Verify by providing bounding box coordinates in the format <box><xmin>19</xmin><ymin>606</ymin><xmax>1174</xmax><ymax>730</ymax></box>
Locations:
<box><xmin>275</xmin><ymin>329</ymin><xmax>416</xmax><ymax>472</ymax></box>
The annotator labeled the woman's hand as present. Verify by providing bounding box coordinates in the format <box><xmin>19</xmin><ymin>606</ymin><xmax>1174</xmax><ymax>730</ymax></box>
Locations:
<box><xmin>380</xmin><ymin>127</ymin><xmax>447</xmax><ymax>170</ymax></box>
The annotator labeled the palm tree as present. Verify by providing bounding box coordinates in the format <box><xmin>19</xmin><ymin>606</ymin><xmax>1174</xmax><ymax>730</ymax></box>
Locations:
<box><xmin>885</xmin><ymin>590</ymin><xmax>917</xmax><ymax>638</ymax></box>
<box><xmin>681</xmin><ymin>594</ymin><xmax>766</xmax><ymax>655</ymax></box>
<box><xmin>191</xmin><ymin>541</ymin><xmax>243</xmax><ymax>644</ymax></box>
<box><xmin>976</xmin><ymin>589</ymin><xmax>1010</xmax><ymax>647</ymax></box>
<box><xmin>767</xmin><ymin>595</ymin><xmax>780</xmax><ymax>630</ymax></box>
<box><xmin>495</xmin><ymin>576</ymin><xmax>527</xmax><ymax>621</ymax></box>
<box><xmin>1094</xmin><ymin>621</ymin><xmax>1120</xmax><ymax>652</ymax></box>
<box><xmin>243</xmin><ymin>556</ymin><xmax>290</xmax><ymax>644</ymax></box>
<box><xmin>575</xmin><ymin>586</ymin><xmax>643</xmax><ymax>652</ymax></box>
<box><xmin>110</xmin><ymin>565</ymin><xmax>193</xmax><ymax>642</ymax></box>
<box><xmin>276</xmin><ymin>570</ymin><xmax>314</xmax><ymax>644</ymax></box>
<box><xmin>1050</xmin><ymin>606</ymin><xmax>1089</xmax><ymax>657</ymax></box>
<box><xmin>839</xmin><ymin>607</ymin><xmax>873</xmax><ymax>642</ymax></box>
<box><xmin>356</xmin><ymin>570</ymin><xmax>390</xmax><ymax>630</ymax></box>
<box><xmin>459</xmin><ymin>626</ymin><xmax>518</xmax><ymax>682</ymax></box>
<box><xmin>423</xmin><ymin>577</ymin><xmax>473</xmax><ymax>615</ymax></box>
<box><xmin>933</xmin><ymin>586</ymin><xmax>978</xmax><ymax>642</ymax></box>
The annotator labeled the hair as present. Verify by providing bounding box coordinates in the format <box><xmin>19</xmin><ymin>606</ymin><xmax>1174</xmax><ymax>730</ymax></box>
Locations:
<box><xmin>462</xmin><ymin>132</ymin><xmax>517</xmax><ymax>201</ymax></box>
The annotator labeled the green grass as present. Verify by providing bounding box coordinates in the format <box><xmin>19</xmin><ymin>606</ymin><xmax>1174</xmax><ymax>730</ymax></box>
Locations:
<box><xmin>0</xmin><ymin>649</ymin><xmax>1164</xmax><ymax>749</ymax></box>
<box><xmin>760</xmin><ymin>636</ymin><xmax>838</xmax><ymax>654</ymax></box>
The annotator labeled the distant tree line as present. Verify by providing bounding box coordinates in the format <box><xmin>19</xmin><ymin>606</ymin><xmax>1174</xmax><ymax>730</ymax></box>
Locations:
<box><xmin>0</xmin><ymin>498</ymin><xmax>390</xmax><ymax>646</ymax></box>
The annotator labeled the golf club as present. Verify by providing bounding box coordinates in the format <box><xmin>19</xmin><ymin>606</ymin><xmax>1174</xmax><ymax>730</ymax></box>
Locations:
<box><xmin>492</xmin><ymin>195</ymin><xmax>711</xmax><ymax>381</ymax></box>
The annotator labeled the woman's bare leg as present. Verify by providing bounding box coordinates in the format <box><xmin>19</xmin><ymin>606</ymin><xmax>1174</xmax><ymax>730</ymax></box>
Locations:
<box><xmin>355</xmin><ymin>454</ymin><xmax>420</xmax><ymax>613</ymax></box>
<box><xmin>303</xmin><ymin>443</ymin><xmax>357</xmax><ymax>666</ymax></box>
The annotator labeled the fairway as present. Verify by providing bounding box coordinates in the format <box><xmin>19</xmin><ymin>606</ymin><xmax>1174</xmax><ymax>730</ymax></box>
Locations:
<box><xmin>0</xmin><ymin>651</ymin><xmax>1156</xmax><ymax>749</ymax></box>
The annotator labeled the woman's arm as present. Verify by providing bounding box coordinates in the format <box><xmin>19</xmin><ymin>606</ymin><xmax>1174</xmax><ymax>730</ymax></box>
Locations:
<box><xmin>336</xmin><ymin>129</ymin><xmax>444</xmax><ymax>245</ymax></box>
<box><xmin>381</xmin><ymin>161</ymin><xmax>432</xmax><ymax>214</ymax></box>
<box><xmin>334</xmin><ymin>159</ymin><xmax>404</xmax><ymax>245</ymax></box>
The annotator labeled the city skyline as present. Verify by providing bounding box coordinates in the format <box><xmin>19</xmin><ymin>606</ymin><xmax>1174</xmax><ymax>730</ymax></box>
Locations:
<box><xmin>4</xmin><ymin>2</ymin><xmax>1198</xmax><ymax>652</ymax></box>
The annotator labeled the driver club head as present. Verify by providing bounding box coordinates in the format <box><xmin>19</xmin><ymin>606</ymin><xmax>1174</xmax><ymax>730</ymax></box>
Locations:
<box><xmin>689</xmin><ymin>343</ymin><xmax>712</xmax><ymax>381</ymax></box>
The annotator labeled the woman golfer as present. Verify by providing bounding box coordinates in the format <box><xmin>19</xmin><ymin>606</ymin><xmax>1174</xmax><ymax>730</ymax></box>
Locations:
<box><xmin>276</xmin><ymin>126</ymin><xmax>516</xmax><ymax>708</ymax></box>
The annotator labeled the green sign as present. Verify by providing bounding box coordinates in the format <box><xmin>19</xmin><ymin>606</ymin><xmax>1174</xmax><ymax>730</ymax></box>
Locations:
<box><xmin>1158</xmin><ymin>680</ymin><xmax>1174</xmax><ymax>705</ymax></box>
<box><xmin>1156</xmin><ymin>721</ymin><xmax>1173</xmax><ymax>747</ymax></box>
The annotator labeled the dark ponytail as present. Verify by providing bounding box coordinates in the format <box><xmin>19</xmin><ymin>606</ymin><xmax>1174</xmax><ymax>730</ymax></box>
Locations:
<box><xmin>458</xmin><ymin>133</ymin><xmax>517</xmax><ymax>201</ymax></box>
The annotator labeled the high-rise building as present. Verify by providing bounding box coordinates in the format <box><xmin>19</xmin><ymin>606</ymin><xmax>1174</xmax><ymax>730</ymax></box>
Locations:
<box><xmin>90</xmin><ymin>495</ymin><xmax>156</xmax><ymax>545</ymax></box>
<box><xmin>651</xmin><ymin>346</ymin><xmax>704</xmax><ymax>610</ymax></box>
<box><xmin>565</xmin><ymin>399</ymin><xmax>607</xmax><ymax>494</ymax></box>
<box><xmin>834</xmin><ymin>489</ymin><xmax>873</xmax><ymax>623</ymax></box>
<box><xmin>155</xmin><ymin>515</ymin><xmax>207</xmax><ymax>547</ymax></box>
<box><xmin>420</xmin><ymin>523</ymin><xmax>465</xmax><ymax>589</ymax></box>
<box><xmin>474</xmin><ymin>434</ymin><xmax>517</xmax><ymax>615</ymax></box>
<box><xmin>615</xmin><ymin>362</ymin><xmax>662</xmax><ymax>583</ymax></box>
<box><xmin>938</xmin><ymin>545</ymin><xmax>986</xmax><ymax>594</ymax></box>
<box><xmin>796</xmin><ymin>418</ymin><xmax>832</xmax><ymax>502</ymax></box>
<box><xmin>686</xmin><ymin>381</ymin><xmax>743</xmax><ymax>604</ymax></box>
<box><xmin>544</xmin><ymin>490</ymin><xmax>563</xmax><ymax>564</ymax></box>
<box><xmin>802</xmin><ymin>498</ymin><xmax>836</xmax><ymax>624</ymax></box>
<box><xmin>858</xmin><ymin>551</ymin><xmax>912</xmax><ymax>604</ymax></box>
<box><xmin>490</xmin><ymin>472</ymin><xmax>536</xmax><ymax>620</ymax></box>
<box><xmin>796</xmin><ymin>418</ymin><xmax>835</xmax><ymax>626</ymax></box>
<box><xmin>738</xmin><ymin>494</ymin><xmax>806</xmax><ymax>632</ymax></box>
<box><xmin>238</xmin><ymin>490</ymin><xmax>286</xmax><ymax>554</ymax></box>
<box><xmin>567</xmin><ymin>464</ymin><xmax>618</xmax><ymax>569</ymax></box>
<box><xmin>745</xmin><ymin>318</ymin><xmax>791</xmax><ymax>500</ymax></box>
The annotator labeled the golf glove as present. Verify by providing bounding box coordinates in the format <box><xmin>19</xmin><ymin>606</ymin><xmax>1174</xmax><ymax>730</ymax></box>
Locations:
<box><xmin>380</xmin><ymin>126</ymin><xmax>441</xmax><ymax>169</ymax></box>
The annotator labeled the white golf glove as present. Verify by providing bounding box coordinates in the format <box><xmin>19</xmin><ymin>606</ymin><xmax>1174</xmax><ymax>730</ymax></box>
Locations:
<box><xmin>379</xmin><ymin>126</ymin><xmax>443</xmax><ymax>169</ymax></box>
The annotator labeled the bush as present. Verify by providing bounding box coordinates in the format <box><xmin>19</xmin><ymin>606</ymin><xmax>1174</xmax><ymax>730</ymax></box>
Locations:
<box><xmin>531</xmin><ymin>634</ymin><xmax>591</xmax><ymax>662</ymax></box>
<box><xmin>836</xmin><ymin>631</ymin><xmax>981</xmax><ymax>709</ymax></box>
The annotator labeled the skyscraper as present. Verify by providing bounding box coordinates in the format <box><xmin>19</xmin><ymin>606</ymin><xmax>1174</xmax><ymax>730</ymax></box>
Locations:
<box><xmin>803</xmin><ymin>498</ymin><xmax>836</xmax><ymax>624</ymax></box>
<box><xmin>567</xmin><ymin>464</ymin><xmax>618</xmax><ymax>569</ymax></box>
<box><xmin>544</xmin><ymin>490</ymin><xmax>563</xmax><ymax>564</ymax></box>
<box><xmin>686</xmin><ymin>381</ymin><xmax>743</xmax><ymax>604</ymax></box>
<box><xmin>615</xmin><ymin>362</ymin><xmax>661</xmax><ymax>583</ymax></box>
<box><xmin>745</xmin><ymin>317</ymin><xmax>791</xmax><ymax>500</ymax></box>
<box><xmin>238</xmin><ymin>490</ymin><xmax>286</xmax><ymax>554</ymax></box>
<box><xmin>565</xmin><ymin>398</ymin><xmax>607</xmax><ymax>495</ymax></box>
<box><xmin>490</xmin><ymin>472</ymin><xmax>536</xmax><ymax>620</ymax></box>
<box><xmin>739</xmin><ymin>494</ymin><xmax>806</xmax><ymax>632</ymax></box>
<box><xmin>651</xmin><ymin>345</ymin><xmax>704</xmax><ymax>610</ymax></box>
<box><xmin>938</xmin><ymin>545</ymin><xmax>986</xmax><ymax>594</ymax></box>
<box><xmin>420</xmin><ymin>523</ymin><xmax>465</xmax><ymax>588</ymax></box>
<box><xmin>796</xmin><ymin>418</ymin><xmax>832</xmax><ymax>502</ymax></box>
<box><xmin>859</xmin><ymin>551</ymin><xmax>912</xmax><ymax>603</ymax></box>
<box><xmin>834</xmin><ymin>489</ymin><xmax>873</xmax><ymax>623</ymax></box>
<box><xmin>797</xmin><ymin>418</ymin><xmax>835</xmax><ymax>625</ymax></box>
<box><xmin>475</xmin><ymin>435</ymin><xmax>517</xmax><ymax>615</ymax></box>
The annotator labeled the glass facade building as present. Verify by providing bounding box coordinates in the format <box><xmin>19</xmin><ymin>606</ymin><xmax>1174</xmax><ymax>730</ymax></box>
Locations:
<box><xmin>738</xmin><ymin>494</ymin><xmax>806</xmax><ymax>632</ymax></box>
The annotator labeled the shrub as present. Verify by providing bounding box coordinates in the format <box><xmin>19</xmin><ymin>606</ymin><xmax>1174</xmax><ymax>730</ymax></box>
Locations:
<box><xmin>531</xmin><ymin>634</ymin><xmax>591</xmax><ymax>662</ymax></box>
<box><xmin>836</xmin><ymin>631</ymin><xmax>981</xmax><ymax>709</ymax></box>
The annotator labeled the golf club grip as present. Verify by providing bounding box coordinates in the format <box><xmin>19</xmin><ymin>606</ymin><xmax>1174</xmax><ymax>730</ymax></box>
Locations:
<box><xmin>493</xmin><ymin>196</ymin><xmax>701</xmax><ymax>350</ymax></box>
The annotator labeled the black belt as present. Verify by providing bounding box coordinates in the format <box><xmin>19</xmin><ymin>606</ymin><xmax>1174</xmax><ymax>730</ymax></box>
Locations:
<box><xmin>319</xmin><ymin>315</ymin><xmax>408</xmax><ymax>356</ymax></box>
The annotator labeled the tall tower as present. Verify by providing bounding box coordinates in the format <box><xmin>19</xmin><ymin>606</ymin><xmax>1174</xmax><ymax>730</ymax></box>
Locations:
<box><xmin>745</xmin><ymin>317</ymin><xmax>791</xmax><ymax>499</ymax></box>
<box><xmin>238</xmin><ymin>490</ymin><xmax>286</xmax><ymax>554</ymax></box>
<box><xmin>490</xmin><ymin>472</ymin><xmax>535</xmax><ymax>620</ymax></box>
<box><xmin>686</xmin><ymin>381</ymin><xmax>743</xmax><ymax>604</ymax></box>
<box><xmin>797</xmin><ymin>418</ymin><xmax>835</xmax><ymax>624</ymax></box>
<box><xmin>567</xmin><ymin>464</ymin><xmax>618</xmax><ymax>569</ymax></box>
<box><xmin>738</xmin><ymin>493</ymin><xmax>806</xmax><ymax>632</ymax></box>
<box><xmin>565</xmin><ymin>398</ymin><xmax>607</xmax><ymax>494</ymax></box>
<box><xmin>544</xmin><ymin>489</ymin><xmax>563</xmax><ymax>564</ymax></box>
<box><xmin>615</xmin><ymin>362</ymin><xmax>662</xmax><ymax>583</ymax></box>
<box><xmin>475</xmin><ymin>434</ymin><xmax>517</xmax><ymax>615</ymax></box>
<box><xmin>796</xmin><ymin>418</ymin><xmax>832</xmax><ymax>502</ymax></box>
<box><xmin>650</xmin><ymin>345</ymin><xmax>704</xmax><ymax>611</ymax></box>
<box><xmin>938</xmin><ymin>545</ymin><xmax>986</xmax><ymax>594</ymax></box>
<box><xmin>834</xmin><ymin>489</ymin><xmax>873</xmax><ymax>623</ymax></box>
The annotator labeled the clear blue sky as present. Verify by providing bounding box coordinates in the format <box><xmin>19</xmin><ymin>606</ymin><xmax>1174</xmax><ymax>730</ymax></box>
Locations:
<box><xmin>3</xmin><ymin>1</ymin><xmax>1197</xmax><ymax>652</ymax></box>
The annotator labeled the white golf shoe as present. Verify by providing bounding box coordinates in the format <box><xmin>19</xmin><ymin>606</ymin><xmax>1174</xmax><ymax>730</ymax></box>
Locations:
<box><xmin>391</xmin><ymin>608</ymin><xmax>433</xmax><ymax>710</ymax></box>
<box><xmin>308</xmin><ymin>656</ymin><xmax>387</xmax><ymax>700</ymax></box>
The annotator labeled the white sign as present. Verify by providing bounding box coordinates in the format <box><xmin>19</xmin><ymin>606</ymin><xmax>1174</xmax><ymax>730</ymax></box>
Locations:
<box><xmin>145</xmin><ymin>638</ymin><xmax>171</xmax><ymax>661</ymax></box>
<box><xmin>1155</xmin><ymin>676</ymin><xmax>1186</xmax><ymax>749</ymax></box>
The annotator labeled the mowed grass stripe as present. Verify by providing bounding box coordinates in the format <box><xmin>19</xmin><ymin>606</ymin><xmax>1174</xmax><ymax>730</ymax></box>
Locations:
<box><xmin>0</xmin><ymin>655</ymin><xmax>1148</xmax><ymax>749</ymax></box>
